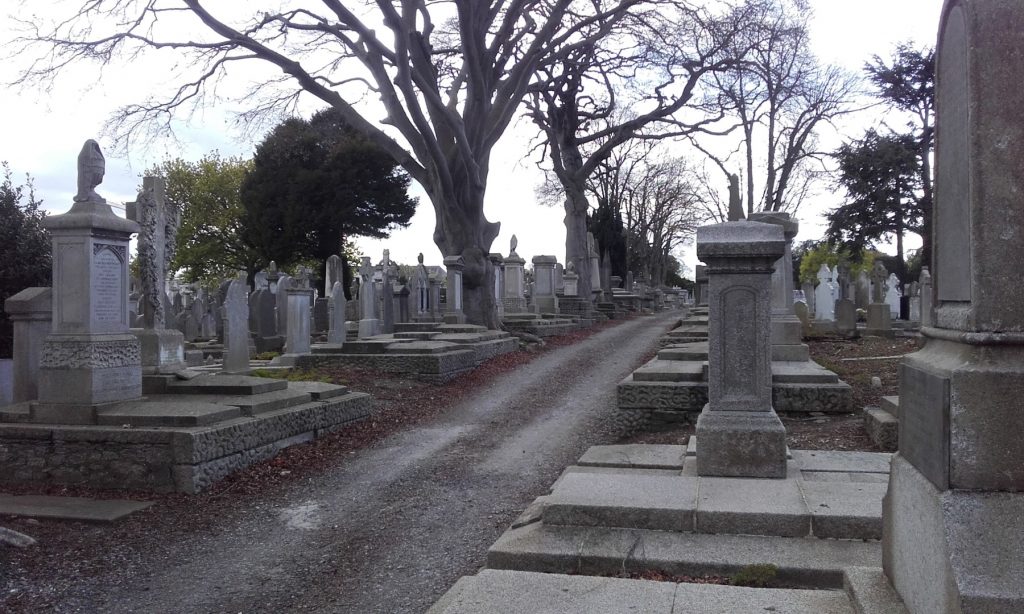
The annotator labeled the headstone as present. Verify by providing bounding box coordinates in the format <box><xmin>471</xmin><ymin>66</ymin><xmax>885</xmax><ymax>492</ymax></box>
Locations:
<box><xmin>357</xmin><ymin>257</ymin><xmax>381</xmax><ymax>337</ymax></box>
<box><xmin>625</xmin><ymin>271</ymin><xmax>634</xmax><ymax>292</ymax></box>
<box><xmin>563</xmin><ymin>261</ymin><xmax>579</xmax><ymax>297</ymax></box>
<box><xmin>221</xmin><ymin>274</ymin><xmax>250</xmax><ymax>374</ymax></box>
<box><xmin>884</xmin><ymin>4</ymin><xmax>1024</xmax><ymax>613</ymax></box>
<box><xmin>442</xmin><ymin>255</ymin><xmax>467</xmax><ymax>324</ymax></box>
<box><xmin>793</xmin><ymin>300</ymin><xmax>811</xmax><ymax>337</ymax></box>
<box><xmin>126</xmin><ymin>176</ymin><xmax>186</xmax><ymax>374</ymax></box>
<box><xmin>380</xmin><ymin>250</ymin><xmax>395</xmax><ymax>334</ymax></box>
<box><xmin>4</xmin><ymin>287</ymin><xmax>52</xmax><ymax>403</ymax></box>
<box><xmin>327</xmin><ymin>281</ymin><xmax>346</xmax><ymax>345</ymax></box>
<box><xmin>801</xmin><ymin>281</ymin><xmax>815</xmax><ymax>316</ymax></box>
<box><xmin>854</xmin><ymin>270</ymin><xmax>871</xmax><ymax>308</ymax></box>
<box><xmin>919</xmin><ymin>266</ymin><xmax>933</xmax><ymax>327</ymax></box>
<box><xmin>870</xmin><ymin>261</ymin><xmax>888</xmax><ymax>304</ymax></box>
<box><xmin>694</xmin><ymin>221</ymin><xmax>788</xmax><ymax>478</ymax></box>
<box><xmin>283</xmin><ymin>288</ymin><xmax>313</xmax><ymax>356</ymax></box>
<box><xmin>885</xmin><ymin>273</ymin><xmax>901</xmax><ymax>318</ymax></box>
<box><xmin>276</xmin><ymin>274</ymin><xmax>295</xmax><ymax>338</ymax></box>
<box><xmin>835</xmin><ymin>299</ymin><xmax>857</xmax><ymax>337</ymax></box>
<box><xmin>33</xmin><ymin>140</ymin><xmax>142</xmax><ymax>424</ymax></box>
<box><xmin>489</xmin><ymin>253</ymin><xmax>505</xmax><ymax>318</ymax></box>
<box><xmin>502</xmin><ymin>238</ymin><xmax>528</xmax><ymax>313</ymax></box>
<box><xmin>531</xmin><ymin>255</ymin><xmax>559</xmax><ymax>313</ymax></box>
<box><xmin>814</xmin><ymin>263</ymin><xmax>835</xmax><ymax>321</ymax></box>
<box><xmin>587</xmin><ymin>232</ymin><xmax>601</xmax><ymax>300</ymax></box>
<box><xmin>325</xmin><ymin>254</ymin><xmax>343</xmax><ymax>296</ymax></box>
<box><xmin>313</xmin><ymin>297</ymin><xmax>329</xmax><ymax>332</ymax></box>
<box><xmin>695</xmin><ymin>265</ymin><xmax>708</xmax><ymax>306</ymax></box>
<box><xmin>554</xmin><ymin>263</ymin><xmax>564</xmax><ymax>295</ymax></box>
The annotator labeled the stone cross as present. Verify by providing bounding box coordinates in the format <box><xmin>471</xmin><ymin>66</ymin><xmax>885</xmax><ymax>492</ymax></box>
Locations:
<box><xmin>870</xmin><ymin>261</ymin><xmax>888</xmax><ymax>304</ymax></box>
<box><xmin>129</xmin><ymin>176</ymin><xmax>179</xmax><ymax>330</ymax></box>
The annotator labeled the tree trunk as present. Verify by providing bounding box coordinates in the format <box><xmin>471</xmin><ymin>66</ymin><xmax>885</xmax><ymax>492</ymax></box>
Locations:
<box><xmin>563</xmin><ymin>183</ymin><xmax>593</xmax><ymax>301</ymax></box>
<box><xmin>918</xmin><ymin>125</ymin><xmax>934</xmax><ymax>270</ymax></box>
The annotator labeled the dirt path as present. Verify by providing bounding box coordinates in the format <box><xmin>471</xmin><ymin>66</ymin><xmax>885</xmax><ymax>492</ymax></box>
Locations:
<box><xmin>35</xmin><ymin>312</ymin><xmax>677</xmax><ymax>613</ymax></box>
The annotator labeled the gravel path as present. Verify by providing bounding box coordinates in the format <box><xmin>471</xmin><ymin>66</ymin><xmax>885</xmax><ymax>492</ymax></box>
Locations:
<box><xmin>14</xmin><ymin>312</ymin><xmax>677</xmax><ymax>613</ymax></box>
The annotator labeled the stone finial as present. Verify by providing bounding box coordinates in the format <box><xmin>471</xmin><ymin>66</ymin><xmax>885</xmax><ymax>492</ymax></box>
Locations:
<box><xmin>727</xmin><ymin>173</ymin><xmax>744</xmax><ymax>221</ymax></box>
<box><xmin>566</xmin><ymin>261</ymin><xmax>575</xmax><ymax>273</ymax></box>
<box><xmin>74</xmin><ymin>139</ymin><xmax>106</xmax><ymax>203</ymax></box>
<box><xmin>383</xmin><ymin>249</ymin><xmax>390</xmax><ymax>267</ymax></box>
<box><xmin>417</xmin><ymin>252</ymin><xmax>424</xmax><ymax>265</ymax></box>
<box><xmin>510</xmin><ymin>234</ymin><xmax>518</xmax><ymax>255</ymax></box>
<box><xmin>919</xmin><ymin>266</ymin><xmax>932</xmax><ymax>285</ymax></box>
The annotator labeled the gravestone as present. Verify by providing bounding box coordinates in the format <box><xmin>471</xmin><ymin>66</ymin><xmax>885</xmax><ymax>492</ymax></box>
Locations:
<box><xmin>442</xmin><ymin>255</ymin><xmax>467</xmax><ymax>324</ymax></box>
<box><xmin>854</xmin><ymin>270</ymin><xmax>870</xmax><ymax>308</ymax></box>
<box><xmin>503</xmin><ymin>237</ymin><xmax>528</xmax><ymax>313</ymax></box>
<box><xmin>883</xmin><ymin>4</ymin><xmax>1024</xmax><ymax>612</ymax></box>
<box><xmin>327</xmin><ymin>281</ymin><xmax>346</xmax><ymax>345</ymax></box>
<box><xmin>748</xmin><ymin>211</ymin><xmax>807</xmax><ymax>361</ymax></box>
<box><xmin>489</xmin><ymin>253</ymin><xmax>505</xmax><ymax>319</ymax></box>
<box><xmin>919</xmin><ymin>266</ymin><xmax>933</xmax><ymax>327</ymax></box>
<box><xmin>221</xmin><ymin>274</ymin><xmax>250</xmax><ymax>374</ymax></box>
<box><xmin>885</xmin><ymin>273</ymin><xmax>901</xmax><ymax>318</ymax></box>
<box><xmin>587</xmin><ymin>232</ymin><xmax>602</xmax><ymax>301</ymax></box>
<box><xmin>324</xmin><ymin>254</ymin><xmax>343</xmax><ymax>297</ymax></box>
<box><xmin>694</xmin><ymin>265</ymin><xmax>708</xmax><ymax>306</ymax></box>
<box><xmin>563</xmin><ymin>262</ymin><xmax>579</xmax><ymax>297</ymax></box>
<box><xmin>801</xmin><ymin>281</ymin><xmax>815</xmax><ymax>315</ymax></box>
<box><xmin>33</xmin><ymin>140</ymin><xmax>142</xmax><ymax>424</ymax></box>
<box><xmin>865</xmin><ymin>262</ymin><xmax>892</xmax><ymax>336</ymax></box>
<box><xmin>694</xmin><ymin>221</ymin><xmax>787</xmax><ymax>478</ymax></box>
<box><xmin>726</xmin><ymin>173</ymin><xmax>744</xmax><ymax>221</ymax></box>
<box><xmin>380</xmin><ymin>250</ymin><xmax>395</xmax><ymax>334</ymax></box>
<box><xmin>532</xmin><ymin>255</ymin><xmax>559</xmax><ymax>314</ymax></box>
<box><xmin>835</xmin><ymin>299</ymin><xmax>857</xmax><ymax>338</ymax></box>
<box><xmin>127</xmin><ymin>176</ymin><xmax>186</xmax><ymax>374</ymax></box>
<box><xmin>814</xmin><ymin>263</ymin><xmax>835</xmax><ymax>321</ymax></box>
<box><xmin>357</xmin><ymin>257</ymin><xmax>381</xmax><ymax>337</ymax></box>
<box><xmin>284</xmin><ymin>288</ymin><xmax>313</xmax><ymax>355</ymax></box>
<box><xmin>4</xmin><ymin>287</ymin><xmax>52</xmax><ymax>403</ymax></box>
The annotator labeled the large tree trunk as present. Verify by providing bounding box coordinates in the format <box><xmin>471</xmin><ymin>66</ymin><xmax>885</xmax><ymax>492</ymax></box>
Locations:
<box><xmin>918</xmin><ymin>124</ymin><xmax>934</xmax><ymax>271</ymax></box>
<box><xmin>563</xmin><ymin>183</ymin><xmax>592</xmax><ymax>301</ymax></box>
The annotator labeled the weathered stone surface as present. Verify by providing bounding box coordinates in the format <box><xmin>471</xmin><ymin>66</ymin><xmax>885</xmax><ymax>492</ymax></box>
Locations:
<box><xmin>801</xmin><ymin>481</ymin><xmax>886</xmax><ymax>540</ymax></box>
<box><xmin>695</xmin><ymin>410</ymin><xmax>787</xmax><ymax>478</ymax></box>
<box><xmin>0</xmin><ymin>494</ymin><xmax>153</xmax><ymax>522</ymax></box>
<box><xmin>696</xmin><ymin>477</ymin><xmax>808</xmax><ymax>537</ymax></box>
<box><xmin>577</xmin><ymin>444</ymin><xmax>686</xmax><ymax>470</ymax></box>
<box><xmin>543</xmin><ymin>472</ymin><xmax>697</xmax><ymax>531</ymax></box>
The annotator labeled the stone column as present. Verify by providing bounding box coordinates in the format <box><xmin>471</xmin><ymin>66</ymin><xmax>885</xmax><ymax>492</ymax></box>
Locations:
<box><xmin>221</xmin><ymin>274</ymin><xmax>250</xmax><ymax>374</ymax></box>
<box><xmin>884</xmin><ymin>3</ymin><xmax>1024</xmax><ymax>612</ymax></box>
<box><xmin>380</xmin><ymin>250</ymin><xmax>395</xmax><ymax>334</ymax></box>
<box><xmin>694</xmin><ymin>221</ymin><xmax>787</xmax><ymax>478</ymax></box>
<box><xmin>442</xmin><ymin>255</ymin><xmax>467</xmax><ymax>324</ymax></box>
<box><xmin>918</xmin><ymin>266</ymin><xmax>933</xmax><ymax>327</ymax></box>
<box><xmin>531</xmin><ymin>255</ymin><xmax>559</xmax><ymax>314</ymax></box>
<box><xmin>4</xmin><ymin>287</ymin><xmax>51</xmax><ymax>403</ymax></box>
<box><xmin>563</xmin><ymin>266</ymin><xmax>579</xmax><ymax>297</ymax></box>
<box><xmin>126</xmin><ymin>176</ymin><xmax>186</xmax><ymax>375</ymax></box>
<box><xmin>34</xmin><ymin>141</ymin><xmax>142</xmax><ymax>424</ymax></box>
<box><xmin>749</xmin><ymin>211</ymin><xmax>808</xmax><ymax>361</ymax></box>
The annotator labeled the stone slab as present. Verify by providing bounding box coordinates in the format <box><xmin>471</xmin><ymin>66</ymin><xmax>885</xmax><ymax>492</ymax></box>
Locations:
<box><xmin>577</xmin><ymin>444</ymin><xmax>686</xmax><ymax>470</ymax></box>
<box><xmin>286</xmin><ymin>381</ymin><xmax>349</xmax><ymax>400</ymax></box>
<box><xmin>800</xmin><ymin>481</ymin><xmax>886</xmax><ymax>540</ymax></box>
<box><xmin>427</xmin><ymin>569</ymin><xmax>676</xmax><ymax>614</ymax></box>
<box><xmin>771</xmin><ymin>361</ymin><xmax>840</xmax><ymax>384</ymax></box>
<box><xmin>696</xmin><ymin>477</ymin><xmax>809</xmax><ymax>537</ymax></box>
<box><xmin>165</xmin><ymin>374</ymin><xmax>287</xmax><ymax>396</ymax></box>
<box><xmin>96</xmin><ymin>400</ymin><xmax>241</xmax><ymax>427</ymax></box>
<box><xmin>385</xmin><ymin>340</ymin><xmax>460</xmax><ymax>355</ymax></box>
<box><xmin>632</xmin><ymin>360</ymin><xmax>705</xmax><ymax>382</ymax></box>
<box><xmin>543</xmin><ymin>472</ymin><xmax>697</xmax><ymax>531</ymax></box>
<box><xmin>672</xmin><ymin>582</ymin><xmax>854</xmax><ymax>614</ymax></box>
<box><xmin>657</xmin><ymin>342</ymin><xmax>709</xmax><ymax>361</ymax></box>
<box><xmin>792</xmin><ymin>450</ymin><xmax>891</xmax><ymax>475</ymax></box>
<box><xmin>0</xmin><ymin>495</ymin><xmax>152</xmax><ymax>522</ymax></box>
<box><xmin>216</xmin><ymin>388</ymin><xmax>313</xmax><ymax>416</ymax></box>
<box><xmin>550</xmin><ymin>466</ymin><xmax>682</xmax><ymax>491</ymax></box>
<box><xmin>843</xmin><ymin>567</ymin><xmax>909</xmax><ymax>614</ymax></box>
<box><xmin>488</xmin><ymin>523</ymin><xmax>880</xmax><ymax>589</ymax></box>
<box><xmin>863</xmin><ymin>406</ymin><xmax>897</xmax><ymax>451</ymax></box>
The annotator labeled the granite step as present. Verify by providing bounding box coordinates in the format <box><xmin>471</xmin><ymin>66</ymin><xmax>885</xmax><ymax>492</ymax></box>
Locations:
<box><xmin>385</xmin><ymin>340</ymin><xmax>461</xmax><ymax>354</ymax></box>
<box><xmin>217</xmin><ymin>388</ymin><xmax>313</xmax><ymax>416</ymax></box>
<box><xmin>393</xmin><ymin>331</ymin><xmax>443</xmax><ymax>340</ymax></box>
<box><xmin>430</xmin><ymin>569</ymin><xmax>857</xmax><ymax>614</ymax></box>
<box><xmin>487</xmin><ymin>522</ymin><xmax>880</xmax><ymax>589</ymax></box>
<box><xmin>96</xmin><ymin>400</ymin><xmax>242</xmax><ymax>427</ymax></box>
<box><xmin>539</xmin><ymin>470</ymin><xmax>886</xmax><ymax>540</ymax></box>
<box><xmin>286</xmin><ymin>381</ymin><xmax>349</xmax><ymax>400</ymax></box>
<box><xmin>164</xmin><ymin>374</ymin><xmax>288</xmax><ymax>396</ymax></box>
<box><xmin>632</xmin><ymin>360</ymin><xmax>705</xmax><ymax>383</ymax></box>
<box><xmin>771</xmin><ymin>362</ymin><xmax>841</xmax><ymax>384</ymax></box>
<box><xmin>880</xmin><ymin>395</ymin><xmax>899</xmax><ymax>417</ymax></box>
<box><xmin>657</xmin><ymin>342</ymin><xmax>709</xmax><ymax>361</ymax></box>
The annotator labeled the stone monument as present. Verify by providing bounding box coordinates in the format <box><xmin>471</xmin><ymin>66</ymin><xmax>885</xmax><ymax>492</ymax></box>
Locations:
<box><xmin>502</xmin><ymin>237</ymin><xmax>528</xmax><ymax>313</ymax></box>
<box><xmin>865</xmin><ymin>261</ymin><xmax>892</xmax><ymax>336</ymax></box>
<box><xmin>327</xmin><ymin>281</ymin><xmax>346</xmax><ymax>345</ymax></box>
<box><xmin>357</xmin><ymin>257</ymin><xmax>381</xmax><ymax>337</ymax></box>
<box><xmin>221</xmin><ymin>273</ymin><xmax>250</xmax><ymax>374</ymax></box>
<box><xmin>726</xmin><ymin>173</ymin><xmax>744</xmax><ymax>221</ymax></box>
<box><xmin>442</xmin><ymin>255</ymin><xmax>467</xmax><ymax>324</ymax></box>
<box><xmin>748</xmin><ymin>211</ymin><xmax>807</xmax><ymax>360</ymax></box>
<box><xmin>380</xmin><ymin>250</ymin><xmax>395</xmax><ymax>334</ymax></box>
<box><xmin>883</xmin><ymin>3</ymin><xmax>1024</xmax><ymax>611</ymax></box>
<box><xmin>127</xmin><ymin>176</ymin><xmax>186</xmax><ymax>375</ymax></box>
<box><xmin>34</xmin><ymin>140</ymin><xmax>142</xmax><ymax>424</ymax></box>
<box><xmin>814</xmin><ymin>263</ymin><xmax>835</xmax><ymax>322</ymax></box>
<box><xmin>531</xmin><ymin>255</ymin><xmax>559</xmax><ymax>314</ymax></box>
<box><xmin>694</xmin><ymin>221</ymin><xmax>787</xmax><ymax>478</ymax></box>
<box><xmin>4</xmin><ymin>287</ymin><xmax>51</xmax><ymax>403</ymax></box>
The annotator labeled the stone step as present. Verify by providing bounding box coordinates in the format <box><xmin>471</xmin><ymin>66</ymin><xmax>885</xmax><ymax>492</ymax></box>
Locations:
<box><xmin>632</xmin><ymin>360</ymin><xmax>705</xmax><ymax>382</ymax></box>
<box><xmin>286</xmin><ymin>381</ymin><xmax>349</xmax><ymax>400</ymax></box>
<box><xmin>393</xmin><ymin>331</ymin><xmax>443</xmax><ymax>340</ymax></box>
<box><xmin>435</xmin><ymin>323</ymin><xmax>488</xmax><ymax>334</ymax></box>
<box><xmin>217</xmin><ymin>388</ymin><xmax>313</xmax><ymax>416</ymax></box>
<box><xmin>771</xmin><ymin>362</ymin><xmax>840</xmax><ymax>384</ymax></box>
<box><xmin>393</xmin><ymin>322</ymin><xmax>443</xmax><ymax>333</ymax></box>
<box><xmin>164</xmin><ymin>374</ymin><xmax>288</xmax><ymax>396</ymax></box>
<box><xmin>657</xmin><ymin>342</ymin><xmax>709</xmax><ymax>361</ymax></box>
<box><xmin>540</xmin><ymin>471</ymin><xmax>886</xmax><ymax>540</ymax></box>
<box><xmin>862</xmin><ymin>407</ymin><xmax>898</xmax><ymax>452</ymax></box>
<box><xmin>340</xmin><ymin>338</ymin><xmax>410</xmax><ymax>354</ymax></box>
<box><xmin>487</xmin><ymin>522</ymin><xmax>880</xmax><ymax>589</ymax></box>
<box><xmin>843</xmin><ymin>567</ymin><xmax>910</xmax><ymax>614</ymax></box>
<box><xmin>96</xmin><ymin>400</ymin><xmax>242</xmax><ymax>427</ymax></box>
<box><xmin>880</xmin><ymin>395</ymin><xmax>899</xmax><ymax>417</ymax></box>
<box><xmin>429</xmin><ymin>569</ymin><xmax>857</xmax><ymax>614</ymax></box>
<box><xmin>385</xmin><ymin>340</ymin><xmax>461</xmax><ymax>354</ymax></box>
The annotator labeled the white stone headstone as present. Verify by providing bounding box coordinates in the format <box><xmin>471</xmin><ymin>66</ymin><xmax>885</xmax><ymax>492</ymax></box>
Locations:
<box><xmin>814</xmin><ymin>264</ymin><xmax>835</xmax><ymax>321</ymax></box>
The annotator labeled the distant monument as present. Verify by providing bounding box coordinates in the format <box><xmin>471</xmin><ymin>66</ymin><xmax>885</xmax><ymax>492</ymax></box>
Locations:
<box><xmin>727</xmin><ymin>173</ymin><xmax>744</xmax><ymax>221</ymax></box>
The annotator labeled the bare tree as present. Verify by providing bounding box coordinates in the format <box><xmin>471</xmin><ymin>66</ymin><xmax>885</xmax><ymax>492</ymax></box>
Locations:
<box><xmin>689</xmin><ymin>0</ymin><xmax>859</xmax><ymax>214</ymax></box>
<box><xmin>524</xmin><ymin>0</ymin><xmax>756</xmax><ymax>300</ymax></box>
<box><xmin>12</xmin><ymin>0</ymin><xmax>652</xmax><ymax>327</ymax></box>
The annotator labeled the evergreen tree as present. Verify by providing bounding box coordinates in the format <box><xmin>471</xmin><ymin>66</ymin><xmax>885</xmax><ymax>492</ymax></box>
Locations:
<box><xmin>0</xmin><ymin>164</ymin><xmax>50</xmax><ymax>357</ymax></box>
<box><xmin>241</xmin><ymin>108</ymin><xmax>418</xmax><ymax>296</ymax></box>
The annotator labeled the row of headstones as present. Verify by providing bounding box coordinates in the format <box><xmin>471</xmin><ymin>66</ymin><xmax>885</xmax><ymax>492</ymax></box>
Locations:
<box><xmin>801</xmin><ymin>264</ymin><xmax>933</xmax><ymax>324</ymax></box>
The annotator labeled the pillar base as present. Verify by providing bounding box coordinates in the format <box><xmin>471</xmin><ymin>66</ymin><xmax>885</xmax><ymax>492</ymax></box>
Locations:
<box><xmin>36</xmin><ymin>333</ymin><xmax>142</xmax><ymax>411</ymax></box>
<box><xmin>695</xmin><ymin>408</ymin><xmax>787</xmax><ymax>478</ymax></box>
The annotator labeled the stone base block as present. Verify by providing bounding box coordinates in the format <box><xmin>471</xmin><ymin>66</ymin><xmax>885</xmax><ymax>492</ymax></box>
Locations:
<box><xmin>863</xmin><ymin>406</ymin><xmax>897</xmax><ymax>451</ymax></box>
<box><xmin>771</xmin><ymin>316</ymin><xmax>804</xmax><ymax>346</ymax></box>
<box><xmin>695</xmin><ymin>409</ymin><xmax>787</xmax><ymax>478</ymax></box>
<box><xmin>132</xmin><ymin>328</ymin><xmax>186</xmax><ymax>374</ymax></box>
<box><xmin>37</xmin><ymin>334</ymin><xmax>142</xmax><ymax>407</ymax></box>
<box><xmin>864</xmin><ymin>304</ymin><xmax>893</xmax><ymax>337</ymax></box>
<box><xmin>772</xmin><ymin>344</ymin><xmax>810</xmax><ymax>362</ymax></box>
<box><xmin>884</xmin><ymin>455</ymin><xmax>1024</xmax><ymax>614</ymax></box>
<box><xmin>357</xmin><ymin>318</ymin><xmax>382</xmax><ymax>338</ymax></box>
<box><xmin>443</xmin><ymin>312</ymin><xmax>467</xmax><ymax>325</ymax></box>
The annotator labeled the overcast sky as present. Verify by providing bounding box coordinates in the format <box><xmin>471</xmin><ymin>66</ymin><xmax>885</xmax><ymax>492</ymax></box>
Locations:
<box><xmin>0</xmin><ymin>1</ymin><xmax>942</xmax><ymax>275</ymax></box>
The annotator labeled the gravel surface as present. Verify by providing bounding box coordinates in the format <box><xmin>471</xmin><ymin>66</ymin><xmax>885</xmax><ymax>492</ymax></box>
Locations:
<box><xmin>1</xmin><ymin>312</ymin><xmax>679</xmax><ymax>613</ymax></box>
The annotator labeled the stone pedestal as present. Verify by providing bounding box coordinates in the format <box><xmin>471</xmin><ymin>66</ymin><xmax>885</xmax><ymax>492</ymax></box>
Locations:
<box><xmin>33</xmin><ymin>200</ymin><xmax>141</xmax><ymax>424</ymax></box>
<box><xmin>443</xmin><ymin>255</ymin><xmax>467</xmax><ymax>325</ymax></box>
<box><xmin>883</xmin><ymin>3</ymin><xmax>1024</xmax><ymax>612</ymax></box>
<box><xmin>748</xmin><ymin>212</ymin><xmax>808</xmax><ymax>362</ymax></box>
<box><xmin>694</xmin><ymin>221</ymin><xmax>787</xmax><ymax>478</ymax></box>
<box><xmin>4</xmin><ymin>287</ymin><xmax>52</xmax><ymax>403</ymax></box>
<box><xmin>502</xmin><ymin>252</ymin><xmax>528</xmax><ymax>314</ymax></box>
